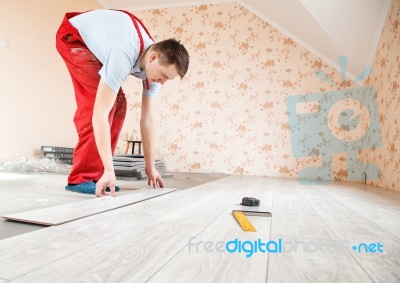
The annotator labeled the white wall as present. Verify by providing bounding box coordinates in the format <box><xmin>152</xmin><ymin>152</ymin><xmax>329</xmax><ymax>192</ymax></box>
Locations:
<box><xmin>0</xmin><ymin>0</ymin><xmax>101</xmax><ymax>162</ymax></box>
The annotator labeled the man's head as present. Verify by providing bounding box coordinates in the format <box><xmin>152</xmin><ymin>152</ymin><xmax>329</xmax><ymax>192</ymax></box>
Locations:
<box><xmin>142</xmin><ymin>38</ymin><xmax>189</xmax><ymax>85</ymax></box>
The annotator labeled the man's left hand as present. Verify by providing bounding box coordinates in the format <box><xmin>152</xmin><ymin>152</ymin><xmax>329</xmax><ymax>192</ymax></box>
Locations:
<box><xmin>145</xmin><ymin>166</ymin><xmax>164</xmax><ymax>188</ymax></box>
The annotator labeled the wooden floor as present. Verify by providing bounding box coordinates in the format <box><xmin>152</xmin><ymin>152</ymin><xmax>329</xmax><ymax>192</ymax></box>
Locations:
<box><xmin>2</xmin><ymin>188</ymin><xmax>177</xmax><ymax>226</ymax></box>
<box><xmin>0</xmin><ymin>176</ymin><xmax>399</xmax><ymax>282</ymax></box>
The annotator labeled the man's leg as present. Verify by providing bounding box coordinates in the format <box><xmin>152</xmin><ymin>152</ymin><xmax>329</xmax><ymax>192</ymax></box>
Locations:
<box><xmin>56</xmin><ymin>15</ymin><xmax>104</xmax><ymax>186</ymax></box>
<box><xmin>110</xmin><ymin>89</ymin><xmax>127</xmax><ymax>154</ymax></box>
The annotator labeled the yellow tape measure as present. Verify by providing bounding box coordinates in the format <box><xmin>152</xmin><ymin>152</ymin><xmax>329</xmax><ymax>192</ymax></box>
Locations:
<box><xmin>232</xmin><ymin>210</ymin><xmax>256</xmax><ymax>232</ymax></box>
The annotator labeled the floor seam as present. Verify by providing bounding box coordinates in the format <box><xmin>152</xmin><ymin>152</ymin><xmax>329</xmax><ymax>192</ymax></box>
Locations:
<box><xmin>144</xmin><ymin>212</ymin><xmax>225</xmax><ymax>282</ymax></box>
<box><xmin>300</xmin><ymin>187</ymin><xmax>376</xmax><ymax>283</ymax></box>
<box><xmin>6</xmin><ymin>215</ymin><xmax>158</xmax><ymax>282</ymax></box>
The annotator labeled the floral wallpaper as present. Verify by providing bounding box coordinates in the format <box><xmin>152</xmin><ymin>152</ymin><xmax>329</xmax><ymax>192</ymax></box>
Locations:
<box><xmin>115</xmin><ymin>2</ymin><xmax>399</xmax><ymax>191</ymax></box>
<box><xmin>365</xmin><ymin>0</ymin><xmax>400</xmax><ymax>191</ymax></box>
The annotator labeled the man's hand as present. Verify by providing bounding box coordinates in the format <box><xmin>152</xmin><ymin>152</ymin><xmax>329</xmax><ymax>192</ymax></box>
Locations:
<box><xmin>96</xmin><ymin>170</ymin><xmax>117</xmax><ymax>197</ymax></box>
<box><xmin>145</xmin><ymin>166</ymin><xmax>164</xmax><ymax>189</ymax></box>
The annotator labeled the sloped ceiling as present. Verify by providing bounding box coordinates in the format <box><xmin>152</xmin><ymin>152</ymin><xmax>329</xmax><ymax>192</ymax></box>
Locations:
<box><xmin>96</xmin><ymin>0</ymin><xmax>391</xmax><ymax>80</ymax></box>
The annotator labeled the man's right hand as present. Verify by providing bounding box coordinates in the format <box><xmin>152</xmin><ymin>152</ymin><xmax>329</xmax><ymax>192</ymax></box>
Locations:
<box><xmin>96</xmin><ymin>170</ymin><xmax>117</xmax><ymax>197</ymax></box>
<box><xmin>92</xmin><ymin>79</ymin><xmax>118</xmax><ymax>198</ymax></box>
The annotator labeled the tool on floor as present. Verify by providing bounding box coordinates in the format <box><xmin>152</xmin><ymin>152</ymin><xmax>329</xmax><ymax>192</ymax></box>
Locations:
<box><xmin>232</xmin><ymin>210</ymin><xmax>257</xmax><ymax>232</ymax></box>
<box><xmin>233</xmin><ymin>197</ymin><xmax>272</xmax><ymax>232</ymax></box>
<box><xmin>240</xmin><ymin>210</ymin><xmax>272</xmax><ymax>217</ymax></box>
<box><xmin>241</xmin><ymin>197</ymin><xmax>260</xmax><ymax>206</ymax></box>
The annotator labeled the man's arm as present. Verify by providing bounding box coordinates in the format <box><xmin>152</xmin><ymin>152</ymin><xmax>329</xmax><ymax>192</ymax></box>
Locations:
<box><xmin>140</xmin><ymin>92</ymin><xmax>164</xmax><ymax>188</ymax></box>
<box><xmin>92</xmin><ymin>78</ymin><xmax>117</xmax><ymax>196</ymax></box>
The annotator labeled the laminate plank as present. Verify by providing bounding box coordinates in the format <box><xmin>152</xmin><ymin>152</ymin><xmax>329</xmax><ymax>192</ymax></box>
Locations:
<box><xmin>0</xmin><ymin>178</ymin><xmax>274</xmax><ymax>282</ymax></box>
<box><xmin>0</xmin><ymin>176</ymin><xmax>269</xmax><ymax>281</ymax></box>
<box><xmin>148</xmin><ymin>177</ymin><xmax>274</xmax><ymax>283</ymax></box>
<box><xmin>2</xmin><ymin>188</ymin><xmax>176</xmax><ymax>225</ymax></box>
<box><xmin>0</xmin><ymin>197</ymin><xmax>170</xmax><ymax>280</ymax></box>
<box><xmin>12</xmin><ymin>211</ymin><xmax>269</xmax><ymax>283</ymax></box>
<box><xmin>310</xmin><ymin>184</ymin><xmax>400</xmax><ymax>235</ymax></box>
<box><xmin>266</xmin><ymin>179</ymin><xmax>374</xmax><ymax>282</ymax></box>
<box><xmin>300</xmin><ymin>187</ymin><xmax>400</xmax><ymax>282</ymax></box>
<box><xmin>267</xmin><ymin>235</ymin><xmax>373</xmax><ymax>283</ymax></box>
<box><xmin>2</xmin><ymin>176</ymin><xmax>396</xmax><ymax>282</ymax></box>
<box><xmin>127</xmin><ymin>175</ymin><xmax>271</xmax><ymax>228</ymax></box>
<box><xmin>149</xmin><ymin>210</ymin><xmax>271</xmax><ymax>283</ymax></box>
<box><xmin>155</xmin><ymin>176</ymin><xmax>273</xmax><ymax>227</ymax></box>
<box><xmin>301</xmin><ymin>188</ymin><xmax>400</xmax><ymax>251</ymax></box>
<box><xmin>271</xmin><ymin>183</ymin><xmax>337</xmax><ymax>239</ymax></box>
<box><xmin>9</xmin><ymin>221</ymin><xmax>202</xmax><ymax>283</ymax></box>
<box><xmin>0</xmin><ymin>187</ymin><xmax>188</xmax><ymax>280</ymax></box>
<box><xmin>303</xmin><ymin>180</ymin><xmax>400</xmax><ymax>215</ymax></box>
<box><xmin>317</xmin><ymin>186</ymin><xmax>400</xmax><ymax>236</ymax></box>
<box><xmin>271</xmin><ymin>209</ymin><xmax>338</xmax><ymax>240</ymax></box>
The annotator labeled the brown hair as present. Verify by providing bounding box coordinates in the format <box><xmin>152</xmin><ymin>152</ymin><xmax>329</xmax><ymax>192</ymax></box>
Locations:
<box><xmin>153</xmin><ymin>38</ymin><xmax>189</xmax><ymax>79</ymax></box>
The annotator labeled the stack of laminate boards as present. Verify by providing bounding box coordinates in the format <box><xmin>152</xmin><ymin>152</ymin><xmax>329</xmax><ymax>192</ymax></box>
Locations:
<box><xmin>40</xmin><ymin>146</ymin><xmax>73</xmax><ymax>165</ymax></box>
<box><xmin>113</xmin><ymin>154</ymin><xmax>169</xmax><ymax>180</ymax></box>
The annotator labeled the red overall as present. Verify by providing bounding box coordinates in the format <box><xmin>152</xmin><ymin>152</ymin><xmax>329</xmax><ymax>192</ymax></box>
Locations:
<box><xmin>56</xmin><ymin>11</ymin><xmax>153</xmax><ymax>184</ymax></box>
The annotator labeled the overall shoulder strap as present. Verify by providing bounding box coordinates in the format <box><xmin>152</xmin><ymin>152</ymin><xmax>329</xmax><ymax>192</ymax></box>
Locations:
<box><xmin>116</xmin><ymin>10</ymin><xmax>155</xmax><ymax>55</ymax></box>
<box><xmin>115</xmin><ymin>10</ymin><xmax>155</xmax><ymax>90</ymax></box>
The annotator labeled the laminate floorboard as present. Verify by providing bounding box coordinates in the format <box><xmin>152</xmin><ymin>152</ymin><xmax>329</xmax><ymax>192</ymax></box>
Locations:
<box><xmin>271</xmin><ymin>185</ymin><xmax>338</xmax><ymax>239</ymax></box>
<box><xmin>9</xmin><ymin>221</ymin><xmax>202</xmax><ymax>283</ymax></box>
<box><xmin>2</xmin><ymin>188</ymin><xmax>176</xmax><ymax>225</ymax></box>
<box><xmin>307</xmin><ymin>184</ymin><xmax>400</xmax><ymax>235</ymax></box>
<box><xmin>0</xmin><ymin>194</ymin><xmax>181</xmax><ymax>280</ymax></box>
<box><xmin>148</xmin><ymin>177</ymin><xmax>274</xmax><ymax>283</ymax></box>
<box><xmin>0</xmin><ymin>185</ymin><xmax>200</xmax><ymax>280</ymax></box>
<box><xmin>301</xmin><ymin>187</ymin><xmax>400</xmax><ymax>251</ymax></box>
<box><xmin>0</xmin><ymin>176</ymin><xmax>399</xmax><ymax>282</ymax></box>
<box><xmin>154</xmin><ymin>176</ymin><xmax>273</xmax><ymax>228</ymax></box>
<box><xmin>300</xmin><ymin>186</ymin><xmax>400</xmax><ymax>282</ymax></box>
<box><xmin>0</xmin><ymin>176</ymin><xmax>271</xmax><ymax>282</ymax></box>
<box><xmin>267</xmin><ymin>179</ymin><xmax>375</xmax><ymax>282</ymax></box>
<box><xmin>148</xmin><ymin>211</ymin><xmax>271</xmax><ymax>283</ymax></box>
<box><xmin>267</xmin><ymin>234</ymin><xmax>373</xmax><ymax>283</ymax></box>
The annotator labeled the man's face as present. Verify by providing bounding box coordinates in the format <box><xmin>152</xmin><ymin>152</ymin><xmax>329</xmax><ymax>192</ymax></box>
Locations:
<box><xmin>145</xmin><ymin>52</ymin><xmax>178</xmax><ymax>85</ymax></box>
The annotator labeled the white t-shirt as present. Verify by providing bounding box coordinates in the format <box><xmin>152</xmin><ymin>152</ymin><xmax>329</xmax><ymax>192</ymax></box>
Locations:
<box><xmin>69</xmin><ymin>9</ymin><xmax>161</xmax><ymax>97</ymax></box>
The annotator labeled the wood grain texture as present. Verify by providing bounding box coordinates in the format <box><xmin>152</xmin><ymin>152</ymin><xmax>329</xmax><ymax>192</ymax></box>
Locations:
<box><xmin>300</xmin><ymin>186</ymin><xmax>400</xmax><ymax>282</ymax></box>
<box><xmin>0</xmin><ymin>176</ymin><xmax>229</xmax><ymax>280</ymax></box>
<box><xmin>0</xmin><ymin>176</ymin><xmax>399</xmax><ymax>282</ymax></box>
<box><xmin>2</xmin><ymin>188</ymin><xmax>176</xmax><ymax>225</ymax></box>
<box><xmin>267</xmin><ymin>235</ymin><xmax>373</xmax><ymax>283</ymax></box>
<box><xmin>9</xmin><ymin>221</ymin><xmax>202</xmax><ymax>283</ymax></box>
<box><xmin>271</xmin><ymin>184</ymin><xmax>337</xmax><ymax>239</ymax></box>
<box><xmin>265</xmin><ymin>179</ymin><xmax>376</xmax><ymax>282</ymax></box>
<box><xmin>309</xmin><ymin>183</ymin><xmax>400</xmax><ymax>235</ymax></box>
<box><xmin>301</xmin><ymin>186</ymin><xmax>400</xmax><ymax>252</ymax></box>
<box><xmin>0</xmin><ymin>176</ymin><xmax>274</xmax><ymax>282</ymax></box>
<box><xmin>0</xmin><ymin>193</ymin><xmax>182</xmax><ymax>280</ymax></box>
<box><xmin>147</xmin><ymin>176</ymin><xmax>274</xmax><ymax>283</ymax></box>
<box><xmin>148</xmin><ymin>210</ymin><xmax>271</xmax><ymax>283</ymax></box>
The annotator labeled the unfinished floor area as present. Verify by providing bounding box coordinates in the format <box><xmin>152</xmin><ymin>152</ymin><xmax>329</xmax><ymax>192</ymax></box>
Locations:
<box><xmin>0</xmin><ymin>171</ymin><xmax>399</xmax><ymax>282</ymax></box>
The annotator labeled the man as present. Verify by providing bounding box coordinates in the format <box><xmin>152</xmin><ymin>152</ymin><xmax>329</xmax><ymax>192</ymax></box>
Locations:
<box><xmin>56</xmin><ymin>9</ymin><xmax>189</xmax><ymax>197</ymax></box>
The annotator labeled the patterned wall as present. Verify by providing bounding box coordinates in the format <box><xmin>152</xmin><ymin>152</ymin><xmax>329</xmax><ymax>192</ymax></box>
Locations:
<box><xmin>365</xmin><ymin>0</ymin><xmax>400</xmax><ymax>191</ymax></box>
<box><xmin>115</xmin><ymin>2</ymin><xmax>399</xmax><ymax>191</ymax></box>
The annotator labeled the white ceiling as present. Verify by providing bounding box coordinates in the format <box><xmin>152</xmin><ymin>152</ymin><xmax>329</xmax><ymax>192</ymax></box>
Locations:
<box><xmin>97</xmin><ymin>0</ymin><xmax>391</xmax><ymax>80</ymax></box>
